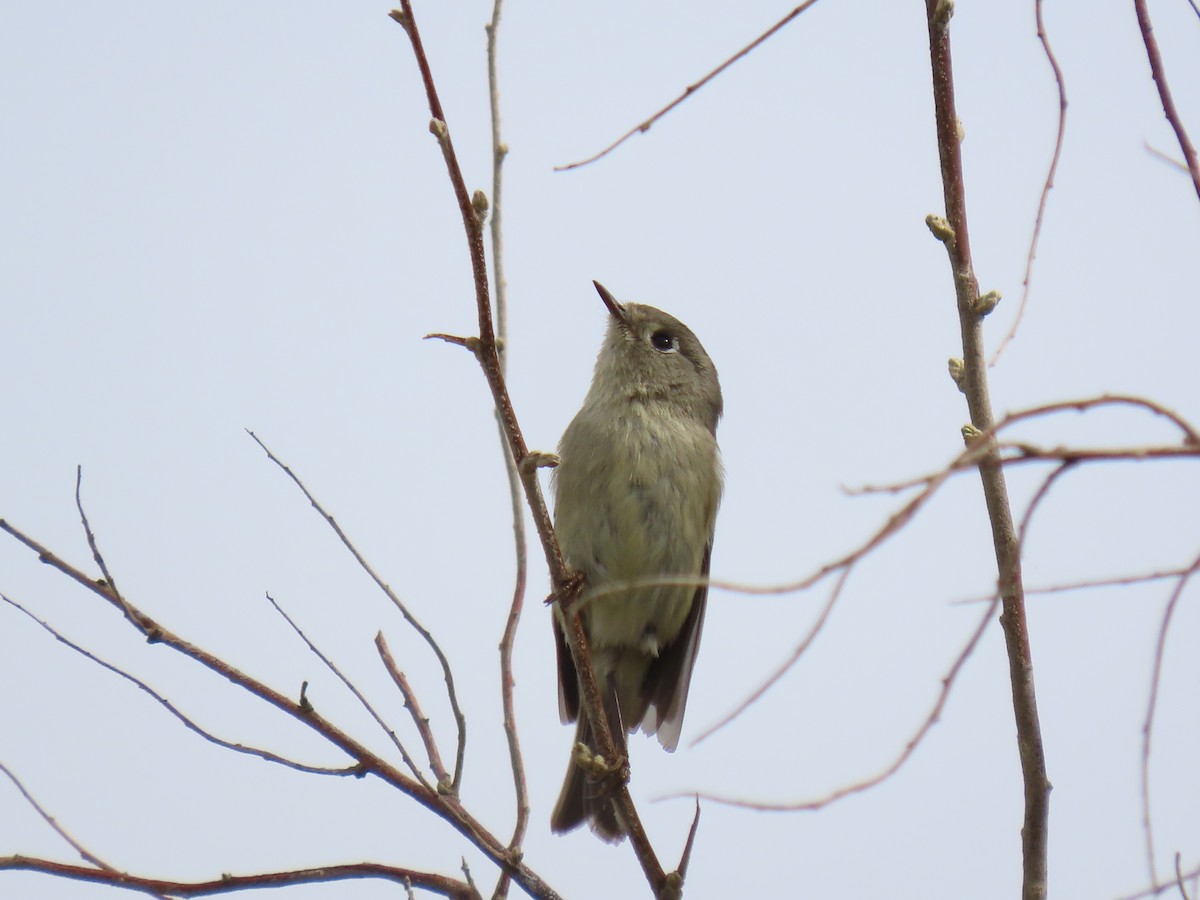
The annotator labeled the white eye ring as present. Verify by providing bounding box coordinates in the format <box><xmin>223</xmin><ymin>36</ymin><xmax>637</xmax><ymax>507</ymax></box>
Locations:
<box><xmin>649</xmin><ymin>330</ymin><xmax>678</xmax><ymax>353</ymax></box>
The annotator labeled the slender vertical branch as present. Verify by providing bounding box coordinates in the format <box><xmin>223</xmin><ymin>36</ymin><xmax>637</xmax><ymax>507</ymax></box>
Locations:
<box><xmin>1133</xmin><ymin>0</ymin><xmax>1200</xmax><ymax>204</ymax></box>
<box><xmin>924</xmin><ymin>3</ymin><xmax>1050</xmax><ymax>898</ymax></box>
<box><xmin>990</xmin><ymin>0</ymin><xmax>1068</xmax><ymax>365</ymax></box>
<box><xmin>484</xmin><ymin>2</ymin><xmax>533</xmax><ymax>896</ymax></box>
<box><xmin>1140</xmin><ymin>551</ymin><xmax>1200</xmax><ymax>884</ymax></box>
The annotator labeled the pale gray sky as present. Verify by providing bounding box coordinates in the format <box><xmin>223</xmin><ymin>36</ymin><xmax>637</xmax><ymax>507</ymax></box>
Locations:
<box><xmin>2</xmin><ymin>2</ymin><xmax>1198</xmax><ymax>898</ymax></box>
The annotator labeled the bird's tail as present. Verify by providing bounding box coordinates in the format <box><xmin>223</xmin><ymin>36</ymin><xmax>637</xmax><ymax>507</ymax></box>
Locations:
<box><xmin>550</xmin><ymin>696</ymin><xmax>627</xmax><ymax>842</ymax></box>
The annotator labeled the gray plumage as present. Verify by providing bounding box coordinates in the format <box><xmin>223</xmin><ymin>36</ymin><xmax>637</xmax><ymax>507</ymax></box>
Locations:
<box><xmin>550</xmin><ymin>282</ymin><xmax>723</xmax><ymax>841</ymax></box>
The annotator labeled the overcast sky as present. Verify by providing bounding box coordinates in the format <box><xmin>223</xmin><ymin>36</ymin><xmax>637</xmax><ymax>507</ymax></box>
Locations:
<box><xmin>2</xmin><ymin>2</ymin><xmax>1198</xmax><ymax>898</ymax></box>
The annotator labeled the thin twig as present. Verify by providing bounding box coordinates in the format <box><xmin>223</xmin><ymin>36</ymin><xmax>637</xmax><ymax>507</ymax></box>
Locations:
<box><xmin>264</xmin><ymin>592</ymin><xmax>429</xmax><ymax>788</ymax></box>
<box><xmin>73</xmin><ymin>467</ymin><xmax>148</xmax><ymax>634</ymax></box>
<box><xmin>1139</xmin><ymin>551</ymin><xmax>1200</xmax><ymax>885</ymax></box>
<box><xmin>484</xmin><ymin>2</ymin><xmax>532</xmax><ymax>895</ymax></box>
<box><xmin>0</xmin><ymin>760</ymin><xmax>116</xmax><ymax>871</ymax></box>
<box><xmin>1176</xmin><ymin>852</ymin><xmax>1194</xmax><ymax>900</ymax></box>
<box><xmin>1133</xmin><ymin>0</ymin><xmax>1200</xmax><ymax>204</ymax></box>
<box><xmin>691</xmin><ymin>567</ymin><xmax>848</xmax><ymax>745</ymax></box>
<box><xmin>2</xmin><ymin>594</ymin><xmax>360</xmax><ymax>777</ymax></box>
<box><xmin>678</xmin><ymin>798</ymin><xmax>702</xmax><ymax>879</ymax></box>
<box><xmin>951</xmin><ymin>564</ymin><xmax>1199</xmax><ymax>605</ymax></box>
<box><xmin>1115</xmin><ymin>861</ymin><xmax>1200</xmax><ymax>900</ymax></box>
<box><xmin>375</xmin><ymin>632</ymin><xmax>451</xmax><ymax>789</ymax></box>
<box><xmin>555</xmin><ymin>1</ymin><xmax>823</xmax><ymax>171</ymax></box>
<box><xmin>990</xmin><ymin>0</ymin><xmax>1068</xmax><ymax>365</ymax></box>
<box><xmin>687</xmin><ymin>596</ymin><xmax>999</xmax><ymax>812</ymax></box>
<box><xmin>1145</xmin><ymin>142</ymin><xmax>1192</xmax><ymax>173</ymax></box>
<box><xmin>248</xmin><ymin>431</ymin><xmax>468</xmax><ymax>789</ymax></box>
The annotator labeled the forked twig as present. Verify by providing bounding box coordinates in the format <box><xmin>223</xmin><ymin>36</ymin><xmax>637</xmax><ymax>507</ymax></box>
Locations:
<box><xmin>248</xmin><ymin>430</ymin><xmax>468</xmax><ymax>792</ymax></box>
<box><xmin>376</xmin><ymin>632</ymin><xmax>451</xmax><ymax>789</ymax></box>
<box><xmin>264</xmin><ymin>592</ymin><xmax>429</xmax><ymax>787</ymax></box>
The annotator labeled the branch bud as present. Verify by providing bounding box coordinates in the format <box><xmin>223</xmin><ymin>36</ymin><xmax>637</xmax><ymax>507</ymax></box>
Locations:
<box><xmin>973</xmin><ymin>290</ymin><xmax>1002</xmax><ymax>317</ymax></box>
<box><xmin>471</xmin><ymin>189</ymin><xmax>490</xmax><ymax>223</ymax></box>
<box><xmin>925</xmin><ymin>214</ymin><xmax>955</xmax><ymax>243</ymax></box>
<box><xmin>947</xmin><ymin>357</ymin><xmax>966</xmax><ymax>392</ymax></box>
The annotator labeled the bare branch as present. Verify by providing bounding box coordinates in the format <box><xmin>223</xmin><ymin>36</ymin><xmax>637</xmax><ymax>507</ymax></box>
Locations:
<box><xmin>0</xmin><ymin>517</ymin><xmax>563</xmax><ymax>897</ymax></box>
<box><xmin>1177</xmin><ymin>852</ymin><xmax>1194</xmax><ymax>900</ymax></box>
<box><xmin>990</xmin><ymin>0</ymin><xmax>1068</xmax><ymax>365</ymax></box>
<box><xmin>264</xmin><ymin>592</ymin><xmax>429</xmax><ymax>787</ymax></box>
<box><xmin>484</xmin><ymin>4</ymin><xmax>533</xmax><ymax>895</ymax></box>
<box><xmin>1133</xmin><ymin>0</ymin><xmax>1200</xmax><ymax>204</ymax></box>
<box><xmin>1140</xmin><ymin>551</ymin><xmax>1200</xmax><ymax>885</ymax></box>
<box><xmin>2</xmin><ymin>593</ymin><xmax>359</xmax><ymax>777</ymax></box>
<box><xmin>247</xmin><ymin>431</ymin><xmax>468</xmax><ymax>790</ymax></box>
<box><xmin>0</xmin><ymin>857</ymin><xmax>480</xmax><ymax>899</ymax></box>
<box><xmin>686</xmin><ymin>596</ymin><xmax>998</xmax><ymax>812</ymax></box>
<box><xmin>1116</xmin><ymin>859</ymin><xmax>1200</xmax><ymax>900</ymax></box>
<box><xmin>73</xmin><ymin>467</ymin><xmax>139</xmax><ymax>632</ymax></box>
<box><xmin>952</xmin><ymin>564</ymin><xmax>1200</xmax><ymax>605</ymax></box>
<box><xmin>555</xmin><ymin>2</ymin><xmax>823</xmax><ymax>171</ymax></box>
<box><xmin>375</xmin><ymin>632</ymin><xmax>451</xmax><ymax>789</ymax></box>
<box><xmin>0</xmin><ymin>760</ymin><xmax>117</xmax><ymax>873</ymax></box>
<box><xmin>924</xmin><ymin>3</ymin><xmax>1049</xmax><ymax>895</ymax></box>
<box><xmin>691</xmin><ymin>567</ymin><xmax>847</xmax><ymax>745</ymax></box>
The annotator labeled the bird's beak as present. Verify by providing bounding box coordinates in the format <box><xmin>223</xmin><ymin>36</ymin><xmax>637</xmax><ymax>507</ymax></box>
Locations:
<box><xmin>593</xmin><ymin>281</ymin><xmax>632</xmax><ymax>331</ymax></box>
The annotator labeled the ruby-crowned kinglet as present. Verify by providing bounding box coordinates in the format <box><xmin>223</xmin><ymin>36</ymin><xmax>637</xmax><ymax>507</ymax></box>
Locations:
<box><xmin>550</xmin><ymin>281</ymin><xmax>723</xmax><ymax>841</ymax></box>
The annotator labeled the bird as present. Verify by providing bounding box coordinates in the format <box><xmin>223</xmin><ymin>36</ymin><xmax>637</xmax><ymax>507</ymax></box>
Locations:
<box><xmin>550</xmin><ymin>281</ymin><xmax>723</xmax><ymax>841</ymax></box>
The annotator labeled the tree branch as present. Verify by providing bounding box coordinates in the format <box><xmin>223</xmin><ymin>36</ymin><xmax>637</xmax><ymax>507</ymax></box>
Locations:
<box><xmin>924</xmin><ymin>4</ymin><xmax>1050</xmax><ymax>897</ymax></box>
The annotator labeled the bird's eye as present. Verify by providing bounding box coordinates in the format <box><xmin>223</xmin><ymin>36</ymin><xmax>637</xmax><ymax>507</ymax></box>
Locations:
<box><xmin>650</xmin><ymin>330</ymin><xmax>677</xmax><ymax>352</ymax></box>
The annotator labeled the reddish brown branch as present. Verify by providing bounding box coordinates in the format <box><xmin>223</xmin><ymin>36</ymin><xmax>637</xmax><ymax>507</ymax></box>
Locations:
<box><xmin>924</xmin><ymin>3</ymin><xmax>1049</xmax><ymax>897</ymax></box>
<box><xmin>1133</xmin><ymin>0</ymin><xmax>1200</xmax><ymax>204</ymax></box>
<box><xmin>0</xmin><ymin>857</ymin><xmax>479</xmax><ymax>899</ymax></box>
<box><xmin>376</xmin><ymin>632</ymin><xmax>451</xmax><ymax>789</ymax></box>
